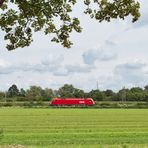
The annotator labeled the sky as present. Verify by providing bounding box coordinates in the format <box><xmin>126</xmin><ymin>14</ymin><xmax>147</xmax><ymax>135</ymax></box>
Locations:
<box><xmin>0</xmin><ymin>0</ymin><xmax>148</xmax><ymax>92</ymax></box>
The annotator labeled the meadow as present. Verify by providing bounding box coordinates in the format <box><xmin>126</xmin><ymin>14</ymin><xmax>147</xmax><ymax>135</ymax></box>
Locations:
<box><xmin>0</xmin><ymin>108</ymin><xmax>148</xmax><ymax>148</ymax></box>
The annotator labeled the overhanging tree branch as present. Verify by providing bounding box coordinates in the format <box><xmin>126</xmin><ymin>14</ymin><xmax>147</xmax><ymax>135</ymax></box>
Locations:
<box><xmin>0</xmin><ymin>0</ymin><xmax>140</xmax><ymax>50</ymax></box>
<box><xmin>0</xmin><ymin>0</ymin><xmax>5</xmax><ymax>7</ymax></box>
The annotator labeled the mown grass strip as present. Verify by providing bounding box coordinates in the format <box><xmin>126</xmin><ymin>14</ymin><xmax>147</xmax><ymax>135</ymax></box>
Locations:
<box><xmin>0</xmin><ymin>109</ymin><xmax>148</xmax><ymax>147</ymax></box>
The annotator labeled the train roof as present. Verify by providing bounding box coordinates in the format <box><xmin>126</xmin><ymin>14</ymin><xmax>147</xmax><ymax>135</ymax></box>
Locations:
<box><xmin>52</xmin><ymin>98</ymin><xmax>93</xmax><ymax>100</ymax></box>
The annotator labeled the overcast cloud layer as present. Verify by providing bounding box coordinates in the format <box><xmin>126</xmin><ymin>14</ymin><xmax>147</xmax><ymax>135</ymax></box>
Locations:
<box><xmin>0</xmin><ymin>0</ymin><xmax>148</xmax><ymax>91</ymax></box>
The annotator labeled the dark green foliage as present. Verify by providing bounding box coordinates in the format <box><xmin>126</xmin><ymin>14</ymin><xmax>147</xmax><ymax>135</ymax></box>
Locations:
<box><xmin>19</xmin><ymin>88</ymin><xmax>26</xmax><ymax>97</ymax></box>
<box><xmin>116</xmin><ymin>88</ymin><xmax>129</xmax><ymax>101</ymax></box>
<box><xmin>0</xmin><ymin>91</ymin><xmax>5</xmax><ymax>100</ymax></box>
<box><xmin>144</xmin><ymin>85</ymin><xmax>148</xmax><ymax>91</ymax></box>
<box><xmin>26</xmin><ymin>86</ymin><xmax>44</xmax><ymax>101</ymax></box>
<box><xmin>130</xmin><ymin>87</ymin><xmax>143</xmax><ymax>93</ymax></box>
<box><xmin>8</xmin><ymin>84</ymin><xmax>19</xmax><ymax>97</ymax></box>
<box><xmin>1</xmin><ymin>83</ymin><xmax>148</xmax><ymax>104</ymax></box>
<box><xmin>58</xmin><ymin>84</ymin><xmax>85</xmax><ymax>98</ymax></box>
<box><xmin>103</xmin><ymin>89</ymin><xmax>116</xmax><ymax>101</ymax></box>
<box><xmin>40</xmin><ymin>88</ymin><xmax>54</xmax><ymax>101</ymax></box>
<box><xmin>73</xmin><ymin>88</ymin><xmax>85</xmax><ymax>98</ymax></box>
<box><xmin>89</xmin><ymin>89</ymin><xmax>105</xmax><ymax>101</ymax></box>
<box><xmin>25</xmin><ymin>86</ymin><xmax>54</xmax><ymax>101</ymax></box>
<box><xmin>0</xmin><ymin>0</ymin><xmax>140</xmax><ymax>50</ymax></box>
<box><xmin>58</xmin><ymin>84</ymin><xmax>75</xmax><ymax>98</ymax></box>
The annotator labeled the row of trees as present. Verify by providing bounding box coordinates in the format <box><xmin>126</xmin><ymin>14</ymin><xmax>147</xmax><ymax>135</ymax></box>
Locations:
<box><xmin>0</xmin><ymin>84</ymin><xmax>148</xmax><ymax>102</ymax></box>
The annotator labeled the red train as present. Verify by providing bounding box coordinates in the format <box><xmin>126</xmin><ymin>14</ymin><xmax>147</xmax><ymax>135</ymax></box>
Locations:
<box><xmin>51</xmin><ymin>98</ymin><xmax>95</xmax><ymax>106</ymax></box>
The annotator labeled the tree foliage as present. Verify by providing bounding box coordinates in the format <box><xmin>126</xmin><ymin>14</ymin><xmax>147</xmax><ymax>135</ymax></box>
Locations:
<box><xmin>0</xmin><ymin>0</ymin><xmax>140</xmax><ymax>50</ymax></box>
<box><xmin>8</xmin><ymin>84</ymin><xmax>19</xmax><ymax>97</ymax></box>
<box><xmin>89</xmin><ymin>89</ymin><xmax>105</xmax><ymax>101</ymax></box>
<box><xmin>19</xmin><ymin>88</ymin><xmax>26</xmax><ymax>97</ymax></box>
<box><xmin>0</xmin><ymin>91</ymin><xmax>5</xmax><ymax>100</ymax></box>
<box><xmin>26</xmin><ymin>86</ymin><xmax>43</xmax><ymax>101</ymax></box>
<box><xmin>58</xmin><ymin>84</ymin><xmax>85</xmax><ymax>98</ymax></box>
<box><xmin>1</xmin><ymin>83</ymin><xmax>148</xmax><ymax>102</ymax></box>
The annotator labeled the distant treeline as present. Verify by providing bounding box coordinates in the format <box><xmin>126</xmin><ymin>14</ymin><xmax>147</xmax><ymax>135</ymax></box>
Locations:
<box><xmin>1</xmin><ymin>84</ymin><xmax>148</xmax><ymax>102</ymax></box>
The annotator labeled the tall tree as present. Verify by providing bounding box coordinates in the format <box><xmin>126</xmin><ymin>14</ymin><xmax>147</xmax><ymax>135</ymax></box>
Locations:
<box><xmin>89</xmin><ymin>89</ymin><xmax>105</xmax><ymax>101</ymax></box>
<box><xmin>41</xmin><ymin>88</ymin><xmax>54</xmax><ymax>101</ymax></box>
<box><xmin>116</xmin><ymin>88</ymin><xmax>129</xmax><ymax>101</ymax></box>
<box><xmin>130</xmin><ymin>87</ymin><xmax>143</xmax><ymax>93</ymax></box>
<box><xmin>144</xmin><ymin>85</ymin><xmax>148</xmax><ymax>91</ymax></box>
<box><xmin>8</xmin><ymin>84</ymin><xmax>19</xmax><ymax>97</ymax></box>
<box><xmin>103</xmin><ymin>89</ymin><xmax>115</xmax><ymax>101</ymax></box>
<box><xmin>0</xmin><ymin>0</ymin><xmax>140</xmax><ymax>50</ymax></box>
<box><xmin>19</xmin><ymin>88</ymin><xmax>26</xmax><ymax>97</ymax></box>
<box><xmin>58</xmin><ymin>84</ymin><xmax>75</xmax><ymax>98</ymax></box>
<box><xmin>0</xmin><ymin>91</ymin><xmax>5</xmax><ymax>100</ymax></box>
<box><xmin>73</xmin><ymin>88</ymin><xmax>85</xmax><ymax>98</ymax></box>
<box><xmin>26</xmin><ymin>86</ymin><xmax>43</xmax><ymax>101</ymax></box>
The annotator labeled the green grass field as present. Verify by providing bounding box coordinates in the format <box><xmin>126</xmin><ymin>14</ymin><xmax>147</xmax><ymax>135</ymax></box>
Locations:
<box><xmin>0</xmin><ymin>108</ymin><xmax>148</xmax><ymax>148</ymax></box>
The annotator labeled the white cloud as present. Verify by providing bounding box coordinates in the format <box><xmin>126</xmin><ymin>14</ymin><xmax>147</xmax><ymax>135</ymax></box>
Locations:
<box><xmin>105</xmin><ymin>40</ymin><xmax>117</xmax><ymax>46</ymax></box>
<box><xmin>0</xmin><ymin>54</ymin><xmax>94</xmax><ymax>77</ymax></box>
<box><xmin>82</xmin><ymin>48</ymin><xmax>117</xmax><ymax>65</ymax></box>
<box><xmin>54</xmin><ymin>67</ymin><xmax>68</xmax><ymax>76</ymax></box>
<box><xmin>115</xmin><ymin>62</ymin><xmax>146</xmax><ymax>70</ymax></box>
<box><xmin>0</xmin><ymin>0</ymin><xmax>148</xmax><ymax>91</ymax></box>
<box><xmin>113</xmin><ymin>61</ymin><xmax>148</xmax><ymax>86</ymax></box>
<box><xmin>88</xmin><ymin>61</ymin><xmax>148</xmax><ymax>91</ymax></box>
<box><xmin>66</xmin><ymin>64</ymin><xmax>94</xmax><ymax>73</ymax></box>
<box><xmin>0</xmin><ymin>59</ymin><xmax>8</xmax><ymax>66</ymax></box>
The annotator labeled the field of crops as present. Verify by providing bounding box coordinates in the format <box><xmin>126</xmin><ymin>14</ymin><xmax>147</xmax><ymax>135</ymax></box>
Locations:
<box><xmin>0</xmin><ymin>108</ymin><xmax>148</xmax><ymax>148</ymax></box>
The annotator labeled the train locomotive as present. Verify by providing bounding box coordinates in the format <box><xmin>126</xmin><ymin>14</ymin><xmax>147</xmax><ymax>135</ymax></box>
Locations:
<box><xmin>50</xmin><ymin>98</ymin><xmax>95</xmax><ymax>106</ymax></box>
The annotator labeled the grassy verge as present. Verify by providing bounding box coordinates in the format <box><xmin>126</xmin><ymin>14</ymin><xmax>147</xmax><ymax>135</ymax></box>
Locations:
<box><xmin>0</xmin><ymin>101</ymin><xmax>148</xmax><ymax>108</ymax></box>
